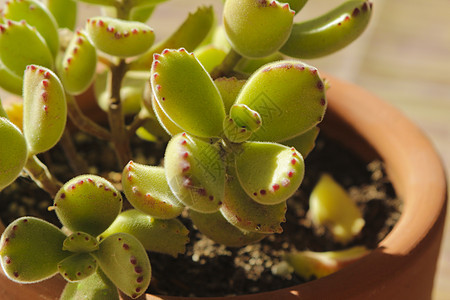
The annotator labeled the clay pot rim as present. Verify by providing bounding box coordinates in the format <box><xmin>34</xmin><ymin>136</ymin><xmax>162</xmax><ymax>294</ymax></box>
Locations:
<box><xmin>0</xmin><ymin>76</ymin><xmax>447</xmax><ymax>300</ymax></box>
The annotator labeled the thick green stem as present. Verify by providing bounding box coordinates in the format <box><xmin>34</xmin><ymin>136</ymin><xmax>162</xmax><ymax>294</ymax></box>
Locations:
<box><xmin>210</xmin><ymin>48</ymin><xmax>243</xmax><ymax>79</ymax></box>
<box><xmin>24</xmin><ymin>155</ymin><xmax>62</xmax><ymax>198</ymax></box>
<box><xmin>66</xmin><ymin>94</ymin><xmax>111</xmax><ymax>140</ymax></box>
<box><xmin>108</xmin><ymin>59</ymin><xmax>132</xmax><ymax>168</ymax></box>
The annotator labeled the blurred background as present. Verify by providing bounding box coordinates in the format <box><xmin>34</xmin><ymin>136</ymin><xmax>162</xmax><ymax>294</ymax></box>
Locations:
<box><xmin>1</xmin><ymin>0</ymin><xmax>449</xmax><ymax>298</ymax></box>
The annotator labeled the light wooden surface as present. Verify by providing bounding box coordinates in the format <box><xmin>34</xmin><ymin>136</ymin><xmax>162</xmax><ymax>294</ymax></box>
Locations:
<box><xmin>1</xmin><ymin>0</ymin><xmax>449</xmax><ymax>298</ymax></box>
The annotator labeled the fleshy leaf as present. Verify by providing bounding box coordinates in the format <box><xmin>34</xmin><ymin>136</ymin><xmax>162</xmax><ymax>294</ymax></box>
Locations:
<box><xmin>0</xmin><ymin>117</ymin><xmax>27</xmax><ymax>191</ymax></box>
<box><xmin>222</xmin><ymin>117</ymin><xmax>253</xmax><ymax>144</ymax></box>
<box><xmin>151</xmin><ymin>48</ymin><xmax>225</xmax><ymax>138</ymax></box>
<box><xmin>165</xmin><ymin>133</ymin><xmax>225</xmax><ymax>213</ymax></box>
<box><xmin>0</xmin><ymin>60</ymin><xmax>23</xmax><ymax>95</ymax></box>
<box><xmin>280</xmin><ymin>0</ymin><xmax>373</xmax><ymax>58</ymax></box>
<box><xmin>190</xmin><ymin>210</ymin><xmax>266</xmax><ymax>247</ymax></box>
<box><xmin>235</xmin><ymin>60</ymin><xmax>326</xmax><ymax>142</ymax></box>
<box><xmin>214</xmin><ymin>77</ymin><xmax>246</xmax><ymax>112</ymax></box>
<box><xmin>130</xmin><ymin>6</ymin><xmax>215</xmax><ymax>70</ymax></box>
<box><xmin>195</xmin><ymin>45</ymin><xmax>227</xmax><ymax>73</ymax></box>
<box><xmin>0</xmin><ymin>20</ymin><xmax>53</xmax><ymax>77</ymax></box>
<box><xmin>92</xmin><ymin>233</ymin><xmax>151</xmax><ymax>299</ymax></box>
<box><xmin>235</xmin><ymin>142</ymin><xmax>304</xmax><ymax>205</ymax></box>
<box><xmin>284</xmin><ymin>246</ymin><xmax>370</xmax><ymax>280</ymax></box>
<box><xmin>220</xmin><ymin>171</ymin><xmax>286</xmax><ymax>234</ymax></box>
<box><xmin>309</xmin><ymin>174</ymin><xmax>365</xmax><ymax>244</ymax></box>
<box><xmin>46</xmin><ymin>0</ymin><xmax>78</xmax><ymax>30</ymax></box>
<box><xmin>54</xmin><ymin>175</ymin><xmax>123</xmax><ymax>237</ymax></box>
<box><xmin>59</xmin><ymin>30</ymin><xmax>97</xmax><ymax>95</ymax></box>
<box><xmin>63</xmin><ymin>232</ymin><xmax>99</xmax><ymax>253</ymax></box>
<box><xmin>85</xmin><ymin>16</ymin><xmax>154</xmax><ymax>57</ymax></box>
<box><xmin>223</xmin><ymin>0</ymin><xmax>294</xmax><ymax>58</ymax></box>
<box><xmin>150</xmin><ymin>95</ymin><xmax>183</xmax><ymax>136</ymax></box>
<box><xmin>4</xmin><ymin>0</ymin><xmax>59</xmax><ymax>57</ymax></box>
<box><xmin>60</xmin><ymin>269</ymin><xmax>119</xmax><ymax>300</ymax></box>
<box><xmin>235</xmin><ymin>52</ymin><xmax>284</xmax><ymax>75</ymax></box>
<box><xmin>99</xmin><ymin>209</ymin><xmax>189</xmax><ymax>257</ymax></box>
<box><xmin>230</xmin><ymin>104</ymin><xmax>262</xmax><ymax>132</ymax></box>
<box><xmin>0</xmin><ymin>217</ymin><xmax>70</xmax><ymax>283</ymax></box>
<box><xmin>57</xmin><ymin>253</ymin><xmax>98</xmax><ymax>282</ymax></box>
<box><xmin>23</xmin><ymin>65</ymin><xmax>67</xmax><ymax>155</ymax></box>
<box><xmin>122</xmin><ymin>162</ymin><xmax>184</xmax><ymax>219</ymax></box>
<box><xmin>281</xmin><ymin>126</ymin><xmax>319</xmax><ymax>158</ymax></box>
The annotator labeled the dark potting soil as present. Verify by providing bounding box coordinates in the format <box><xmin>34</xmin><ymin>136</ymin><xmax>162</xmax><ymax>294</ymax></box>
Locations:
<box><xmin>0</xmin><ymin>132</ymin><xmax>401</xmax><ymax>297</ymax></box>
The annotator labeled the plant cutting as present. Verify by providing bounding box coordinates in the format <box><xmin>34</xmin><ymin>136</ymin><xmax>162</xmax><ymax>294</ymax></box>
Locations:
<box><xmin>0</xmin><ymin>0</ymin><xmax>447</xmax><ymax>299</ymax></box>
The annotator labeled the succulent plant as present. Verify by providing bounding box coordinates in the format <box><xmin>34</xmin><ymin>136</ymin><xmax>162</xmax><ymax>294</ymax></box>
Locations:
<box><xmin>0</xmin><ymin>0</ymin><xmax>373</xmax><ymax>298</ymax></box>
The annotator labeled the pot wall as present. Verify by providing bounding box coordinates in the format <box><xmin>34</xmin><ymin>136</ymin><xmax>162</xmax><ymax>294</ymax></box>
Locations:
<box><xmin>0</xmin><ymin>77</ymin><xmax>447</xmax><ymax>300</ymax></box>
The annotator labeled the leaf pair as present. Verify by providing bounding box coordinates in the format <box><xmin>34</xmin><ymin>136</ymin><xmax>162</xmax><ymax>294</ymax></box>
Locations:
<box><xmin>0</xmin><ymin>175</ymin><xmax>151</xmax><ymax>299</ymax></box>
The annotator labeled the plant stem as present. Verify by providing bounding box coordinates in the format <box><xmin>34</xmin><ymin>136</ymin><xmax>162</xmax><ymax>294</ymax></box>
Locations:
<box><xmin>108</xmin><ymin>59</ymin><xmax>132</xmax><ymax>168</ymax></box>
<box><xmin>210</xmin><ymin>48</ymin><xmax>243</xmax><ymax>79</ymax></box>
<box><xmin>66</xmin><ymin>94</ymin><xmax>111</xmax><ymax>140</ymax></box>
<box><xmin>24</xmin><ymin>155</ymin><xmax>62</xmax><ymax>198</ymax></box>
<box><xmin>59</xmin><ymin>128</ymin><xmax>89</xmax><ymax>175</ymax></box>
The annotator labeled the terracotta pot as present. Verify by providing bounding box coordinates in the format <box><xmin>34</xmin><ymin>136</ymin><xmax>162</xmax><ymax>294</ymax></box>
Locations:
<box><xmin>1</xmin><ymin>76</ymin><xmax>447</xmax><ymax>300</ymax></box>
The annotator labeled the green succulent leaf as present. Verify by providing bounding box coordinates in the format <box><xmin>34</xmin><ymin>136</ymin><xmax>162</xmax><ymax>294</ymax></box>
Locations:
<box><xmin>284</xmin><ymin>246</ymin><xmax>370</xmax><ymax>280</ymax></box>
<box><xmin>280</xmin><ymin>126</ymin><xmax>319</xmax><ymax>158</ymax></box>
<box><xmin>99</xmin><ymin>209</ymin><xmax>189</xmax><ymax>257</ymax></box>
<box><xmin>58</xmin><ymin>253</ymin><xmax>98</xmax><ymax>282</ymax></box>
<box><xmin>46</xmin><ymin>0</ymin><xmax>78</xmax><ymax>30</ymax></box>
<box><xmin>235</xmin><ymin>142</ymin><xmax>304</xmax><ymax>205</ymax></box>
<box><xmin>54</xmin><ymin>175</ymin><xmax>123</xmax><ymax>237</ymax></box>
<box><xmin>195</xmin><ymin>45</ymin><xmax>227</xmax><ymax>73</ymax></box>
<box><xmin>130</xmin><ymin>5</ymin><xmax>155</xmax><ymax>22</ymax></box>
<box><xmin>130</xmin><ymin>6</ymin><xmax>215</xmax><ymax>70</ymax></box>
<box><xmin>0</xmin><ymin>117</ymin><xmax>27</xmax><ymax>191</ymax></box>
<box><xmin>235</xmin><ymin>52</ymin><xmax>284</xmax><ymax>75</ymax></box>
<box><xmin>59</xmin><ymin>30</ymin><xmax>97</xmax><ymax>95</ymax></box>
<box><xmin>0</xmin><ymin>98</ymin><xmax>6</xmax><ymax>118</ymax></box>
<box><xmin>235</xmin><ymin>60</ymin><xmax>326</xmax><ymax>142</ymax></box>
<box><xmin>3</xmin><ymin>0</ymin><xmax>59</xmax><ymax>57</ymax></box>
<box><xmin>63</xmin><ymin>232</ymin><xmax>99</xmax><ymax>253</ymax></box>
<box><xmin>0</xmin><ymin>20</ymin><xmax>53</xmax><ymax>77</ymax></box>
<box><xmin>223</xmin><ymin>116</ymin><xmax>253</xmax><ymax>144</ymax></box>
<box><xmin>60</xmin><ymin>269</ymin><xmax>119</xmax><ymax>300</ymax></box>
<box><xmin>122</xmin><ymin>162</ymin><xmax>184</xmax><ymax>219</ymax></box>
<box><xmin>230</xmin><ymin>104</ymin><xmax>262</xmax><ymax>132</ymax></box>
<box><xmin>280</xmin><ymin>0</ymin><xmax>373</xmax><ymax>58</ymax></box>
<box><xmin>165</xmin><ymin>133</ymin><xmax>225</xmax><ymax>213</ymax></box>
<box><xmin>23</xmin><ymin>65</ymin><xmax>67</xmax><ymax>155</ymax></box>
<box><xmin>223</xmin><ymin>0</ymin><xmax>294</xmax><ymax>58</ymax></box>
<box><xmin>0</xmin><ymin>217</ymin><xmax>70</xmax><ymax>283</ymax></box>
<box><xmin>220</xmin><ymin>171</ymin><xmax>287</xmax><ymax>234</ymax></box>
<box><xmin>92</xmin><ymin>233</ymin><xmax>151</xmax><ymax>299</ymax></box>
<box><xmin>309</xmin><ymin>174</ymin><xmax>365</xmax><ymax>244</ymax></box>
<box><xmin>151</xmin><ymin>48</ymin><xmax>225</xmax><ymax>138</ymax></box>
<box><xmin>214</xmin><ymin>77</ymin><xmax>246</xmax><ymax>112</ymax></box>
<box><xmin>150</xmin><ymin>95</ymin><xmax>184</xmax><ymax>136</ymax></box>
<box><xmin>85</xmin><ymin>16</ymin><xmax>155</xmax><ymax>57</ymax></box>
<box><xmin>190</xmin><ymin>210</ymin><xmax>266</xmax><ymax>247</ymax></box>
<box><xmin>0</xmin><ymin>61</ymin><xmax>23</xmax><ymax>95</ymax></box>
